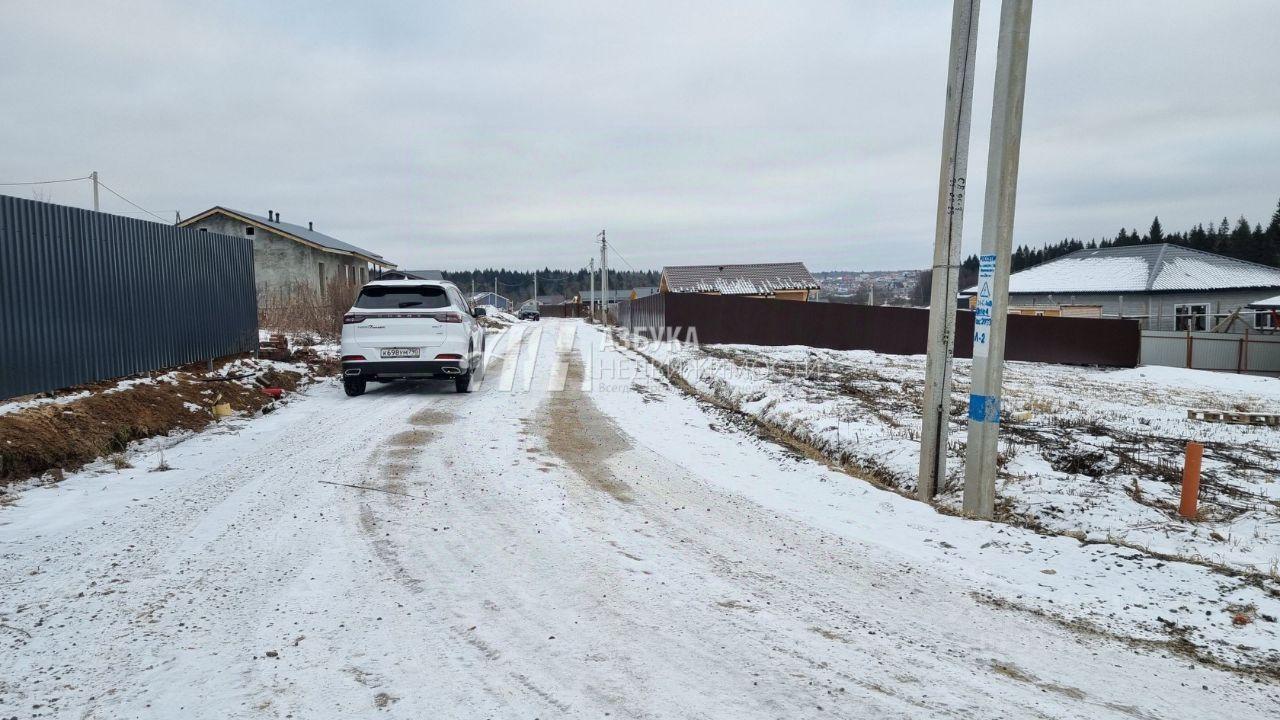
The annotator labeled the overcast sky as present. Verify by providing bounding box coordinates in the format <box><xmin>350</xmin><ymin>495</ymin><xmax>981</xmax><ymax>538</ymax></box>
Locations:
<box><xmin>2</xmin><ymin>1</ymin><xmax>1277</xmax><ymax>271</ymax></box>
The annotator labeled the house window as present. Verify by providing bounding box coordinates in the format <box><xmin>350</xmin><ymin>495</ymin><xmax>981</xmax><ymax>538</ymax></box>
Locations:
<box><xmin>1256</xmin><ymin>309</ymin><xmax>1277</xmax><ymax>330</ymax></box>
<box><xmin>1175</xmin><ymin>303</ymin><xmax>1208</xmax><ymax>331</ymax></box>
<box><xmin>246</xmin><ymin>226</ymin><xmax>255</xmax><ymax>236</ymax></box>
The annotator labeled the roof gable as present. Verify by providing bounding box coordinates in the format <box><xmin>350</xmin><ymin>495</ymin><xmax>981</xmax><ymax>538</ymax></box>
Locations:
<box><xmin>661</xmin><ymin>262</ymin><xmax>819</xmax><ymax>295</ymax></box>
<box><xmin>181</xmin><ymin>207</ymin><xmax>394</xmax><ymax>267</ymax></box>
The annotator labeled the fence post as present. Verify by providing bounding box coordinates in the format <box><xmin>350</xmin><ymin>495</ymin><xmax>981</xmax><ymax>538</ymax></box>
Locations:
<box><xmin>1185</xmin><ymin>330</ymin><xmax>1192</xmax><ymax>369</ymax></box>
<box><xmin>1179</xmin><ymin>441</ymin><xmax>1203</xmax><ymax>519</ymax></box>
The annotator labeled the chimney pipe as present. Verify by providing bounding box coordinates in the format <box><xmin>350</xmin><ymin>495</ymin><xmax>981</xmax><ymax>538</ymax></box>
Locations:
<box><xmin>309</xmin><ymin>221</ymin><xmax>313</xmax><ymax>231</ymax></box>
<box><xmin>268</xmin><ymin>209</ymin><xmax>273</xmax><ymax>222</ymax></box>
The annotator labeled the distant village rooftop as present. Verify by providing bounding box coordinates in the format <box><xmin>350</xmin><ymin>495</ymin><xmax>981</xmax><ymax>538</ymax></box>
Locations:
<box><xmin>661</xmin><ymin>262</ymin><xmax>820</xmax><ymax>296</ymax></box>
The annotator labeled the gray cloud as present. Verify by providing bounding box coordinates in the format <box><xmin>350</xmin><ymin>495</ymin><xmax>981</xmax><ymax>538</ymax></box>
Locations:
<box><xmin>2</xmin><ymin>1</ymin><xmax>1276</xmax><ymax>271</ymax></box>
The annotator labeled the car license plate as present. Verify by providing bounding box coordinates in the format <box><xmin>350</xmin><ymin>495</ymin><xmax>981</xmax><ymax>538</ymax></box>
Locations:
<box><xmin>380</xmin><ymin>348</ymin><xmax>420</xmax><ymax>359</ymax></box>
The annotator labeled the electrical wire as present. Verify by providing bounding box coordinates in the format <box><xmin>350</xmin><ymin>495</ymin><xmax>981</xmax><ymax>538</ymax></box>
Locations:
<box><xmin>95</xmin><ymin>179</ymin><xmax>168</xmax><ymax>223</ymax></box>
<box><xmin>0</xmin><ymin>175</ymin><xmax>91</xmax><ymax>186</ymax></box>
<box><xmin>609</xmin><ymin>246</ymin><xmax>641</xmax><ymax>273</ymax></box>
<box><xmin>0</xmin><ymin>173</ymin><xmax>172</xmax><ymax>223</ymax></box>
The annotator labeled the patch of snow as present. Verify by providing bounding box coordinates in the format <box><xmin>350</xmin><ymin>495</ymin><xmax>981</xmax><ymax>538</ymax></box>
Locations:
<box><xmin>589</xmin><ymin>325</ymin><xmax>1280</xmax><ymax>676</ymax></box>
<box><xmin>618</xmin><ymin>332</ymin><xmax>1280</xmax><ymax>578</ymax></box>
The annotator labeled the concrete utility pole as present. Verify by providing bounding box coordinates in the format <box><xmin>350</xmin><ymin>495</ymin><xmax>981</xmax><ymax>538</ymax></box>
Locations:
<box><xmin>533</xmin><ymin>272</ymin><xmax>538</xmax><ymax>308</ymax></box>
<box><xmin>918</xmin><ymin>0</ymin><xmax>982</xmax><ymax>502</ymax></box>
<box><xmin>589</xmin><ymin>257</ymin><xmax>596</xmax><ymax>320</ymax></box>
<box><xmin>963</xmin><ymin>0</ymin><xmax>1034</xmax><ymax>519</ymax></box>
<box><xmin>90</xmin><ymin>171</ymin><xmax>99</xmax><ymax>211</ymax></box>
<box><xmin>599</xmin><ymin>229</ymin><xmax>608</xmax><ymax>324</ymax></box>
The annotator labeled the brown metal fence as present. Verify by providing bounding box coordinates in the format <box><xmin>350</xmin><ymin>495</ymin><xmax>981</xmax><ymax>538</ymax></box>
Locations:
<box><xmin>616</xmin><ymin>293</ymin><xmax>1139</xmax><ymax>367</ymax></box>
<box><xmin>539</xmin><ymin>302</ymin><xmax>587</xmax><ymax>318</ymax></box>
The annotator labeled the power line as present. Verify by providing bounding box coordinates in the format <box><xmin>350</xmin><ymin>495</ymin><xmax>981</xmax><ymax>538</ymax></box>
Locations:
<box><xmin>0</xmin><ymin>175</ymin><xmax>91</xmax><ymax>186</ymax></box>
<box><xmin>95</xmin><ymin>179</ymin><xmax>168</xmax><ymax>223</ymax></box>
<box><xmin>609</xmin><ymin>246</ymin><xmax>640</xmax><ymax>272</ymax></box>
<box><xmin>0</xmin><ymin>173</ymin><xmax>171</xmax><ymax>224</ymax></box>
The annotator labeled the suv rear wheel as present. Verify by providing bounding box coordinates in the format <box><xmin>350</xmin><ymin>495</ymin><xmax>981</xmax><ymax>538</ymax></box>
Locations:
<box><xmin>344</xmin><ymin>378</ymin><xmax>367</xmax><ymax>397</ymax></box>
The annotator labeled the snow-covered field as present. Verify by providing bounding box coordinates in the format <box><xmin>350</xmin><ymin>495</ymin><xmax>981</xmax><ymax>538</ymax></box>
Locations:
<box><xmin>1</xmin><ymin>320</ymin><xmax>1277</xmax><ymax>718</ymax></box>
<box><xmin>624</xmin><ymin>335</ymin><xmax>1280</xmax><ymax>580</ymax></box>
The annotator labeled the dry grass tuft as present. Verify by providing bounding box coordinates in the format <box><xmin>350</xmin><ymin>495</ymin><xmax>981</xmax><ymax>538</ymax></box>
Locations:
<box><xmin>258</xmin><ymin>279</ymin><xmax>360</xmax><ymax>340</ymax></box>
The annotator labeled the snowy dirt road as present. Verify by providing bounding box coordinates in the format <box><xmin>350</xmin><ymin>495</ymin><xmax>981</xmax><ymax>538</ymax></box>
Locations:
<box><xmin>2</xmin><ymin>319</ymin><xmax>1278</xmax><ymax>719</ymax></box>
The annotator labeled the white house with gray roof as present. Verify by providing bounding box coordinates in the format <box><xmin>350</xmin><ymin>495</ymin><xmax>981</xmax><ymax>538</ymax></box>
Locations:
<box><xmin>964</xmin><ymin>244</ymin><xmax>1280</xmax><ymax>331</ymax></box>
<box><xmin>179</xmin><ymin>207</ymin><xmax>395</xmax><ymax>301</ymax></box>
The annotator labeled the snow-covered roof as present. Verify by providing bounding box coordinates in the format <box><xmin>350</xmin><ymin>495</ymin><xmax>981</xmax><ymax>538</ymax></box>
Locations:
<box><xmin>662</xmin><ymin>262</ymin><xmax>820</xmax><ymax>295</ymax></box>
<box><xmin>963</xmin><ymin>244</ymin><xmax>1280</xmax><ymax>295</ymax></box>
<box><xmin>471</xmin><ymin>291</ymin><xmax>510</xmax><ymax>304</ymax></box>
<box><xmin>1248</xmin><ymin>294</ymin><xmax>1280</xmax><ymax>308</ymax></box>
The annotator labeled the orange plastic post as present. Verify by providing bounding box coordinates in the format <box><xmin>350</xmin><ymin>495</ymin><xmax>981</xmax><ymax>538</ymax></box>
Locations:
<box><xmin>1179</xmin><ymin>441</ymin><xmax>1203</xmax><ymax>519</ymax></box>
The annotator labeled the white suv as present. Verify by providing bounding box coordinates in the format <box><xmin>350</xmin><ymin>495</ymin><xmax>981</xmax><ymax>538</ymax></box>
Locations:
<box><xmin>340</xmin><ymin>280</ymin><xmax>486</xmax><ymax>396</ymax></box>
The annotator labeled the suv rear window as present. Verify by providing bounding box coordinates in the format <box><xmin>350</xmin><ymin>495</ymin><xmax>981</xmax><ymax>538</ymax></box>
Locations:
<box><xmin>354</xmin><ymin>285</ymin><xmax>450</xmax><ymax>310</ymax></box>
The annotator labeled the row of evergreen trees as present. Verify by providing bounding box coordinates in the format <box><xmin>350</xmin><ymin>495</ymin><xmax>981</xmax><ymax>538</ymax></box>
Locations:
<box><xmin>960</xmin><ymin>197</ymin><xmax>1280</xmax><ymax>279</ymax></box>
<box><xmin>440</xmin><ymin>268</ymin><xmax>661</xmax><ymax>304</ymax></box>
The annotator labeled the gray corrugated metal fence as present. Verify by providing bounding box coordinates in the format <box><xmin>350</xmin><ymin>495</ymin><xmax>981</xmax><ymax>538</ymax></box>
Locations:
<box><xmin>1</xmin><ymin>195</ymin><xmax>258</xmax><ymax>399</ymax></box>
<box><xmin>1140</xmin><ymin>330</ymin><xmax>1280</xmax><ymax>374</ymax></box>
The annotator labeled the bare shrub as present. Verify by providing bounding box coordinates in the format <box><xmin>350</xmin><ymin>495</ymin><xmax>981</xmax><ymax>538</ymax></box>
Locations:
<box><xmin>258</xmin><ymin>277</ymin><xmax>361</xmax><ymax>340</ymax></box>
<box><xmin>151</xmin><ymin>452</ymin><xmax>173</xmax><ymax>473</ymax></box>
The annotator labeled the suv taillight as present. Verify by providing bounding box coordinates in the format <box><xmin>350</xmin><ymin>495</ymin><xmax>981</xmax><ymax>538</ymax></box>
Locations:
<box><xmin>435</xmin><ymin>312</ymin><xmax>463</xmax><ymax>323</ymax></box>
<box><xmin>343</xmin><ymin>314</ymin><xmax>366</xmax><ymax>324</ymax></box>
